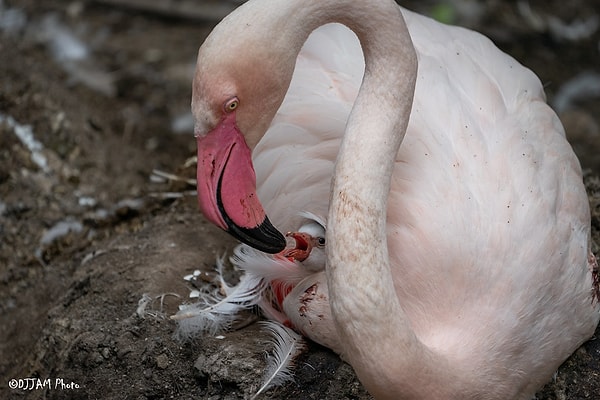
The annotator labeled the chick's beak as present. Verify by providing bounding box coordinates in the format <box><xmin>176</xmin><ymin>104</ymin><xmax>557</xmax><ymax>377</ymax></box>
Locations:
<box><xmin>283</xmin><ymin>232</ymin><xmax>315</xmax><ymax>262</ymax></box>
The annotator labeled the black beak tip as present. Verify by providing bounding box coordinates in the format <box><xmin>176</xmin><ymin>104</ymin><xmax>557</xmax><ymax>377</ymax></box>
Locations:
<box><xmin>226</xmin><ymin>216</ymin><xmax>286</xmax><ymax>254</ymax></box>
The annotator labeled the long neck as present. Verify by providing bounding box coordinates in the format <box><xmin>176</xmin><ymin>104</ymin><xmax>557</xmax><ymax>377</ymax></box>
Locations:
<box><xmin>297</xmin><ymin>1</ymin><xmax>463</xmax><ymax>398</ymax></box>
<box><xmin>234</xmin><ymin>0</ymin><xmax>463</xmax><ymax>397</ymax></box>
<box><xmin>318</xmin><ymin>4</ymin><xmax>459</xmax><ymax>399</ymax></box>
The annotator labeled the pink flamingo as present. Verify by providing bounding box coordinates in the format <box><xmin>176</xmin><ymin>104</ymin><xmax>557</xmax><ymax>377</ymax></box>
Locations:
<box><xmin>191</xmin><ymin>0</ymin><xmax>600</xmax><ymax>398</ymax></box>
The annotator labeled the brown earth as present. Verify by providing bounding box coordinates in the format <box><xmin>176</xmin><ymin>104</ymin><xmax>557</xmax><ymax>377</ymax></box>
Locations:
<box><xmin>1</xmin><ymin>1</ymin><xmax>599</xmax><ymax>399</ymax></box>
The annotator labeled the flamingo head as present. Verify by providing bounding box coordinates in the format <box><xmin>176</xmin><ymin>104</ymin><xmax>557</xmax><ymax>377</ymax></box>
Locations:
<box><xmin>190</xmin><ymin>7</ymin><xmax>300</xmax><ymax>254</ymax></box>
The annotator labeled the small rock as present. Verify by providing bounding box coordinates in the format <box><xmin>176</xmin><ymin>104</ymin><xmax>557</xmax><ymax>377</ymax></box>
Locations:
<box><xmin>101</xmin><ymin>347</ymin><xmax>111</xmax><ymax>359</ymax></box>
<box><xmin>155</xmin><ymin>353</ymin><xmax>169</xmax><ymax>369</ymax></box>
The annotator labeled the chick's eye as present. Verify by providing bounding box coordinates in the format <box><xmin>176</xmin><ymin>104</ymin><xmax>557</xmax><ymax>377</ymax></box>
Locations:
<box><xmin>317</xmin><ymin>237</ymin><xmax>326</xmax><ymax>247</ymax></box>
<box><xmin>224</xmin><ymin>97</ymin><xmax>239</xmax><ymax>113</ymax></box>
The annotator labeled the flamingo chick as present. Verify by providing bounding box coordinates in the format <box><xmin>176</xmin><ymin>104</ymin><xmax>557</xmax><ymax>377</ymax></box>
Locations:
<box><xmin>283</xmin><ymin>218</ymin><xmax>326</xmax><ymax>272</ymax></box>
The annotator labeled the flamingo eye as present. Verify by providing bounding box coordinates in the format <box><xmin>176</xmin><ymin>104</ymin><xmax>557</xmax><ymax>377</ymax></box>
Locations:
<box><xmin>224</xmin><ymin>97</ymin><xmax>239</xmax><ymax>113</ymax></box>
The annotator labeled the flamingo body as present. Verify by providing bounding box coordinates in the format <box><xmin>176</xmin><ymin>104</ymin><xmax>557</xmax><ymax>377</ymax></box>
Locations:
<box><xmin>255</xmin><ymin>16</ymin><xmax>597</xmax><ymax>371</ymax></box>
<box><xmin>191</xmin><ymin>1</ymin><xmax>600</xmax><ymax>398</ymax></box>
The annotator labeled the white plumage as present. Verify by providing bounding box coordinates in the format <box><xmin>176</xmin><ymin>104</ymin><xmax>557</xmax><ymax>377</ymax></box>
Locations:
<box><xmin>187</xmin><ymin>1</ymin><xmax>600</xmax><ymax>398</ymax></box>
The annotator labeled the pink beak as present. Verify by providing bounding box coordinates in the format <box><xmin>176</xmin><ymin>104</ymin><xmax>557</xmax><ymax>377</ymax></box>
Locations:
<box><xmin>196</xmin><ymin>112</ymin><xmax>285</xmax><ymax>253</ymax></box>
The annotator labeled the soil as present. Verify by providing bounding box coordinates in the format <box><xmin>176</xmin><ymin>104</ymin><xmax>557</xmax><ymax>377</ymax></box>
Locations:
<box><xmin>1</xmin><ymin>1</ymin><xmax>599</xmax><ymax>399</ymax></box>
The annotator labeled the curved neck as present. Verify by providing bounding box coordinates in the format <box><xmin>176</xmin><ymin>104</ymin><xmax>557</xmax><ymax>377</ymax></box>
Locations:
<box><xmin>232</xmin><ymin>0</ymin><xmax>463</xmax><ymax>396</ymax></box>
<box><xmin>297</xmin><ymin>1</ymin><xmax>462</xmax><ymax>397</ymax></box>
<box><xmin>314</xmin><ymin>4</ymin><xmax>452</xmax><ymax>398</ymax></box>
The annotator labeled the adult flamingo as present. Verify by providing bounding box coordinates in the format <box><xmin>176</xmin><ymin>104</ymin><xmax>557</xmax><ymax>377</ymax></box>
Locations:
<box><xmin>192</xmin><ymin>0</ymin><xmax>600</xmax><ymax>398</ymax></box>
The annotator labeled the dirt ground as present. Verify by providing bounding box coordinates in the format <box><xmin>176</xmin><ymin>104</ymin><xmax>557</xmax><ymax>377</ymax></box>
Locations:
<box><xmin>1</xmin><ymin>1</ymin><xmax>599</xmax><ymax>399</ymax></box>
